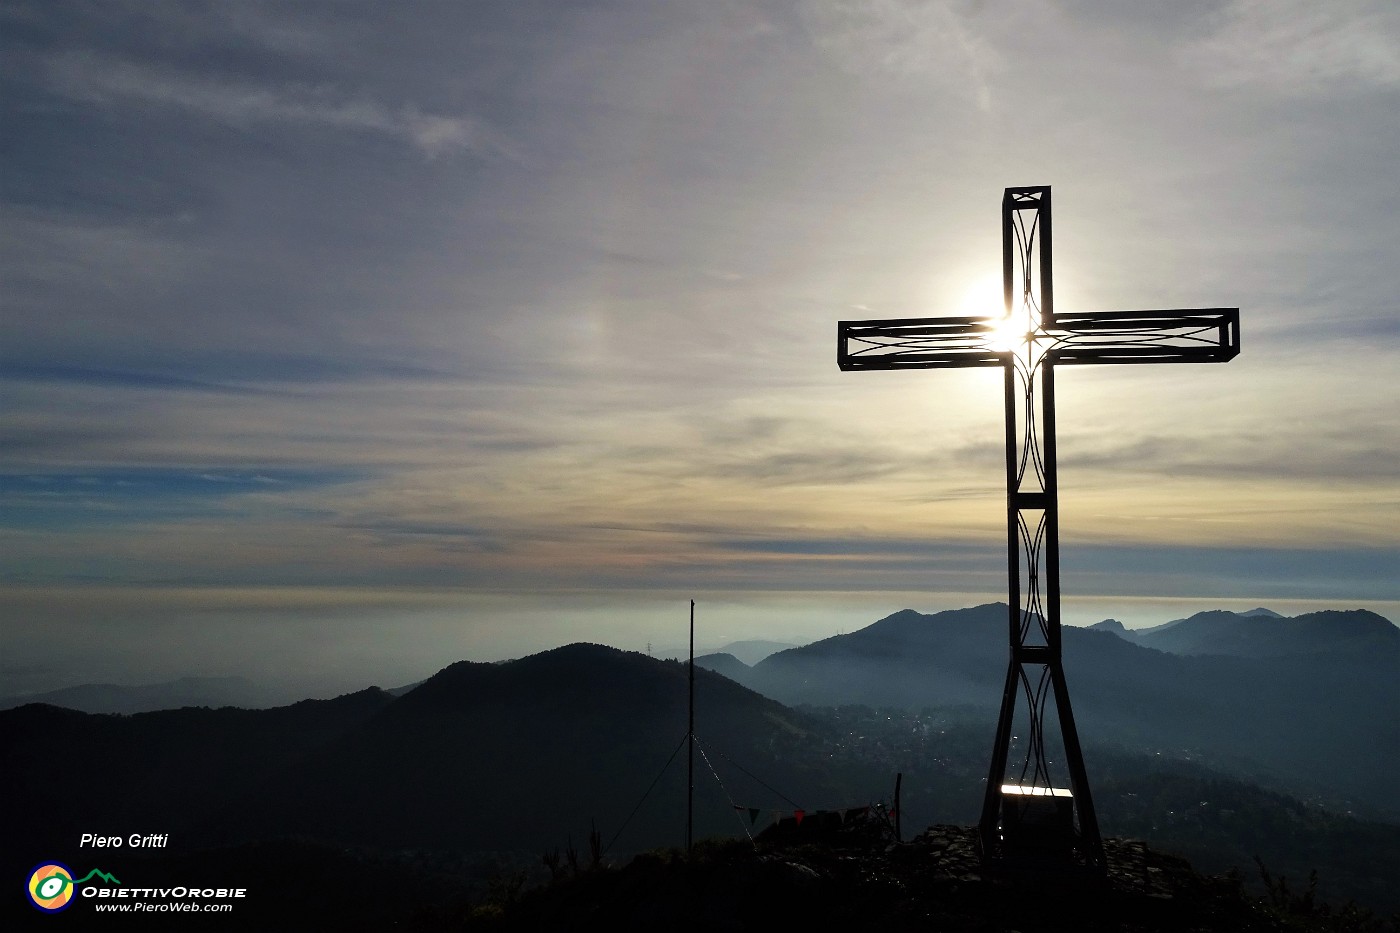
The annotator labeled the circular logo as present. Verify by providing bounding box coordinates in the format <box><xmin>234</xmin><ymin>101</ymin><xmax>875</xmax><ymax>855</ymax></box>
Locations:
<box><xmin>27</xmin><ymin>863</ymin><xmax>76</xmax><ymax>913</ymax></box>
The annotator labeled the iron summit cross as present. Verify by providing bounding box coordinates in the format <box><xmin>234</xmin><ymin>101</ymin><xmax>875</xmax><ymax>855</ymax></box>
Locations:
<box><xmin>837</xmin><ymin>186</ymin><xmax>1239</xmax><ymax>867</ymax></box>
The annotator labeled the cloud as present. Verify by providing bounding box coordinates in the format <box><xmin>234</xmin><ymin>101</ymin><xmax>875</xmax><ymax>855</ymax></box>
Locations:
<box><xmin>799</xmin><ymin>0</ymin><xmax>1002</xmax><ymax>109</ymax></box>
<box><xmin>713</xmin><ymin>534</ymin><xmax>996</xmax><ymax>560</ymax></box>
<box><xmin>2</xmin><ymin>1</ymin><xmax>1396</xmax><ymax>620</ymax></box>
<box><xmin>1180</xmin><ymin>0</ymin><xmax>1400</xmax><ymax>93</ymax></box>
<box><xmin>1</xmin><ymin>362</ymin><xmax>268</xmax><ymax>395</ymax></box>
<box><xmin>1065</xmin><ymin>543</ymin><xmax>1399</xmax><ymax>601</ymax></box>
<box><xmin>1059</xmin><ymin>431</ymin><xmax>1400</xmax><ymax>483</ymax></box>
<box><xmin>44</xmin><ymin>52</ymin><xmax>519</xmax><ymax>161</ymax></box>
<box><xmin>0</xmin><ymin>468</ymin><xmax>362</xmax><ymax>532</ymax></box>
<box><xmin>0</xmin><ymin>209</ymin><xmax>198</xmax><ymax>312</ymax></box>
<box><xmin>0</xmin><ymin>0</ymin><xmax>346</xmax><ymax>59</ymax></box>
<box><xmin>334</xmin><ymin>518</ymin><xmax>506</xmax><ymax>554</ymax></box>
<box><xmin>707</xmin><ymin>449</ymin><xmax>908</xmax><ymax>485</ymax></box>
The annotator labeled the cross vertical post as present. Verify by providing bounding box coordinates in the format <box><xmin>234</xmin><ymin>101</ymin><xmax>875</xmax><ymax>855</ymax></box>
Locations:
<box><xmin>982</xmin><ymin>187</ymin><xmax>1103</xmax><ymax>866</ymax></box>
<box><xmin>837</xmin><ymin>186</ymin><xmax>1239</xmax><ymax>869</ymax></box>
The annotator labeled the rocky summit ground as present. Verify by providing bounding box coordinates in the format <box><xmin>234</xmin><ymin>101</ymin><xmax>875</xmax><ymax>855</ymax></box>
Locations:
<box><xmin>436</xmin><ymin>826</ymin><xmax>1395</xmax><ymax>933</ymax></box>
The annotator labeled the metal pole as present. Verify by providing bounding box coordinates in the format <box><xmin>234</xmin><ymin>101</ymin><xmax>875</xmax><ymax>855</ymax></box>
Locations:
<box><xmin>687</xmin><ymin>598</ymin><xmax>694</xmax><ymax>857</ymax></box>
<box><xmin>894</xmin><ymin>772</ymin><xmax>903</xmax><ymax>843</ymax></box>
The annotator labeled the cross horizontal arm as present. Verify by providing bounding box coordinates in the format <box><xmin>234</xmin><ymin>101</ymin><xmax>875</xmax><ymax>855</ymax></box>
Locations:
<box><xmin>838</xmin><ymin>316</ymin><xmax>1007</xmax><ymax>371</ymax></box>
<box><xmin>1049</xmin><ymin>308</ymin><xmax>1240</xmax><ymax>365</ymax></box>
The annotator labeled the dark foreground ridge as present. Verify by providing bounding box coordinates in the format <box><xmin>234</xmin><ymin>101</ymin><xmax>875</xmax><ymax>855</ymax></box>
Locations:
<box><xmin>452</xmin><ymin>827</ymin><xmax>1392</xmax><ymax>932</ymax></box>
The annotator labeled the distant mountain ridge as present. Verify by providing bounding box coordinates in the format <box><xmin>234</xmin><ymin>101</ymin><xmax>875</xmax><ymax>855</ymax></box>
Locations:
<box><xmin>747</xmin><ymin>603</ymin><xmax>1398</xmax><ymax>818</ymax></box>
<box><xmin>1088</xmin><ymin>618</ymin><xmax>1128</xmax><ymax>635</ymax></box>
<box><xmin>1108</xmin><ymin>608</ymin><xmax>1398</xmax><ymax>658</ymax></box>
<box><xmin>0</xmin><ymin>675</ymin><xmax>275</xmax><ymax>713</ymax></box>
<box><xmin>661</xmin><ymin>639</ymin><xmax>798</xmax><ymax>666</ymax></box>
<box><xmin>692</xmin><ymin>652</ymin><xmax>754</xmax><ymax>685</ymax></box>
<box><xmin>716</xmin><ymin>639</ymin><xmax>799</xmax><ymax>665</ymax></box>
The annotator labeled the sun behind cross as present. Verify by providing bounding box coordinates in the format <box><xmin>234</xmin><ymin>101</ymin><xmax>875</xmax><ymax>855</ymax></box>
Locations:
<box><xmin>983</xmin><ymin>298</ymin><xmax>1052</xmax><ymax>368</ymax></box>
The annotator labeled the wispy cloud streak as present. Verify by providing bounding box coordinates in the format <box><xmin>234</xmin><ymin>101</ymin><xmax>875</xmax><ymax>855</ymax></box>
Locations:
<box><xmin>800</xmin><ymin>0</ymin><xmax>1002</xmax><ymax>109</ymax></box>
<box><xmin>44</xmin><ymin>52</ymin><xmax>520</xmax><ymax>160</ymax></box>
<box><xmin>1180</xmin><ymin>0</ymin><xmax>1400</xmax><ymax>92</ymax></box>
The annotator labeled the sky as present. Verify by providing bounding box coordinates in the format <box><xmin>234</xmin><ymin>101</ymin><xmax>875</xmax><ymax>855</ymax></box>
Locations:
<box><xmin>2</xmin><ymin>1</ymin><xmax>1398</xmax><ymax>697</ymax></box>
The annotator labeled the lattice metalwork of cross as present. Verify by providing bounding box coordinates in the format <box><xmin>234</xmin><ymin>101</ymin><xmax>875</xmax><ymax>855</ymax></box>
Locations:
<box><xmin>837</xmin><ymin>186</ymin><xmax>1240</xmax><ymax>867</ymax></box>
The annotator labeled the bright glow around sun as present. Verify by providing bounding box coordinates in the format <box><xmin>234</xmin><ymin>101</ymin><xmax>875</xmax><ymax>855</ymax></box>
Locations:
<box><xmin>958</xmin><ymin>274</ymin><xmax>1004</xmax><ymax>318</ymax></box>
<box><xmin>957</xmin><ymin>273</ymin><xmax>1033</xmax><ymax>355</ymax></box>
<box><xmin>985</xmin><ymin>313</ymin><xmax>1026</xmax><ymax>353</ymax></box>
<box><xmin>957</xmin><ymin>273</ymin><xmax>1022</xmax><ymax>352</ymax></box>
